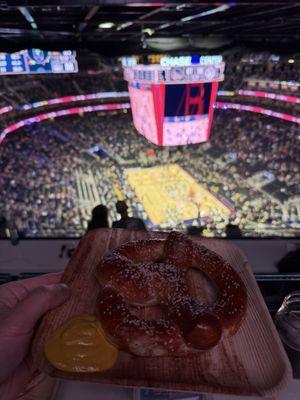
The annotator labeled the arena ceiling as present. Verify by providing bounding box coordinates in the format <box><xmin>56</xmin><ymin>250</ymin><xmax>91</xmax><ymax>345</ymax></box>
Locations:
<box><xmin>0</xmin><ymin>1</ymin><xmax>300</xmax><ymax>56</ymax></box>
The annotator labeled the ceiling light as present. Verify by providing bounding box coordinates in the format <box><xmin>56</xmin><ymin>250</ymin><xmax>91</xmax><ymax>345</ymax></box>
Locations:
<box><xmin>288</xmin><ymin>59</ymin><xmax>295</xmax><ymax>64</ymax></box>
<box><xmin>116</xmin><ymin>21</ymin><xmax>133</xmax><ymax>31</ymax></box>
<box><xmin>19</xmin><ymin>6</ymin><xmax>39</xmax><ymax>30</ymax></box>
<box><xmin>181</xmin><ymin>4</ymin><xmax>230</xmax><ymax>23</ymax></box>
<box><xmin>157</xmin><ymin>22</ymin><xmax>171</xmax><ymax>30</ymax></box>
<box><xmin>127</xmin><ymin>3</ymin><xmax>165</xmax><ymax>6</ymax></box>
<box><xmin>18</xmin><ymin>7</ymin><xmax>34</xmax><ymax>23</ymax></box>
<box><xmin>142</xmin><ymin>28</ymin><xmax>155</xmax><ymax>36</ymax></box>
<box><xmin>98</xmin><ymin>22</ymin><xmax>115</xmax><ymax>29</ymax></box>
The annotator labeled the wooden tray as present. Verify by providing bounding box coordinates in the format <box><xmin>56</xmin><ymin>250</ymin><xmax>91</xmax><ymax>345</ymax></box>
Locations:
<box><xmin>32</xmin><ymin>229</ymin><xmax>292</xmax><ymax>397</ymax></box>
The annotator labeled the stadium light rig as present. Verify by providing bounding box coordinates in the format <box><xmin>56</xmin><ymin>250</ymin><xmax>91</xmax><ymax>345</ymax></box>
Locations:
<box><xmin>18</xmin><ymin>7</ymin><xmax>38</xmax><ymax>30</ymax></box>
<box><xmin>142</xmin><ymin>28</ymin><xmax>155</xmax><ymax>36</ymax></box>
<box><xmin>117</xmin><ymin>21</ymin><xmax>134</xmax><ymax>31</ymax></box>
<box><xmin>98</xmin><ymin>22</ymin><xmax>115</xmax><ymax>29</ymax></box>
<box><xmin>157</xmin><ymin>22</ymin><xmax>171</xmax><ymax>31</ymax></box>
<box><xmin>180</xmin><ymin>4</ymin><xmax>231</xmax><ymax>22</ymax></box>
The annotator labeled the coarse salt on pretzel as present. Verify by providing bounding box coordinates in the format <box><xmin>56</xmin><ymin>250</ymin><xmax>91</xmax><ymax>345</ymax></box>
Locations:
<box><xmin>96</xmin><ymin>231</ymin><xmax>247</xmax><ymax>356</ymax></box>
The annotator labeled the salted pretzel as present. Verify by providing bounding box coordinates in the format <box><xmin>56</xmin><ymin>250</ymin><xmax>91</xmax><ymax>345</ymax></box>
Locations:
<box><xmin>96</xmin><ymin>232</ymin><xmax>247</xmax><ymax>356</ymax></box>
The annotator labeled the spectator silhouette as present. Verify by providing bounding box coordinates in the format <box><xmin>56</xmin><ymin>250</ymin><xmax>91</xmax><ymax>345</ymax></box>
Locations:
<box><xmin>87</xmin><ymin>205</ymin><xmax>109</xmax><ymax>231</ymax></box>
<box><xmin>112</xmin><ymin>200</ymin><xmax>146</xmax><ymax>231</ymax></box>
<box><xmin>225</xmin><ymin>223</ymin><xmax>242</xmax><ymax>239</ymax></box>
<box><xmin>186</xmin><ymin>226</ymin><xmax>204</xmax><ymax>237</ymax></box>
<box><xmin>0</xmin><ymin>216</ymin><xmax>8</xmax><ymax>238</ymax></box>
<box><xmin>277</xmin><ymin>248</ymin><xmax>300</xmax><ymax>273</ymax></box>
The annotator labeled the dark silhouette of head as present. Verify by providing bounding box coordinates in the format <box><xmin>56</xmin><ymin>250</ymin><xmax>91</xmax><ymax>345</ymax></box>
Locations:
<box><xmin>0</xmin><ymin>215</ymin><xmax>7</xmax><ymax>228</ymax></box>
<box><xmin>186</xmin><ymin>226</ymin><xmax>205</xmax><ymax>236</ymax></box>
<box><xmin>116</xmin><ymin>201</ymin><xmax>128</xmax><ymax>218</ymax></box>
<box><xmin>277</xmin><ymin>248</ymin><xmax>300</xmax><ymax>273</ymax></box>
<box><xmin>0</xmin><ymin>215</ymin><xmax>7</xmax><ymax>238</ymax></box>
<box><xmin>225</xmin><ymin>223</ymin><xmax>242</xmax><ymax>239</ymax></box>
<box><xmin>87</xmin><ymin>204</ymin><xmax>109</xmax><ymax>231</ymax></box>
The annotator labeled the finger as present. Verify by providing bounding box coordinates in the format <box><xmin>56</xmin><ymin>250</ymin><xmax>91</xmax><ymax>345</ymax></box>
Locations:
<box><xmin>0</xmin><ymin>358</ymin><xmax>32</xmax><ymax>400</ymax></box>
<box><xmin>0</xmin><ymin>272</ymin><xmax>64</xmax><ymax>308</ymax></box>
<box><xmin>3</xmin><ymin>283</ymin><xmax>70</xmax><ymax>335</ymax></box>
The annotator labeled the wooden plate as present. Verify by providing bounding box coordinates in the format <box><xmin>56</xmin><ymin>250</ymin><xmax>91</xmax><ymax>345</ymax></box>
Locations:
<box><xmin>32</xmin><ymin>229</ymin><xmax>292</xmax><ymax>397</ymax></box>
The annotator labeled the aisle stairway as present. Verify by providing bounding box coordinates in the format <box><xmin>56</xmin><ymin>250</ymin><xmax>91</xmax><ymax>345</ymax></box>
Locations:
<box><xmin>75</xmin><ymin>169</ymin><xmax>100</xmax><ymax>220</ymax></box>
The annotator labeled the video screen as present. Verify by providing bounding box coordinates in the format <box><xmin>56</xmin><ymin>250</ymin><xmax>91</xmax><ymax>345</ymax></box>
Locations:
<box><xmin>128</xmin><ymin>82</ymin><xmax>217</xmax><ymax>146</ymax></box>
<box><xmin>164</xmin><ymin>83</ymin><xmax>211</xmax><ymax>117</ymax></box>
<box><xmin>0</xmin><ymin>49</ymin><xmax>78</xmax><ymax>75</ymax></box>
<box><xmin>163</xmin><ymin>83</ymin><xmax>214</xmax><ymax>146</ymax></box>
<box><xmin>128</xmin><ymin>83</ymin><xmax>158</xmax><ymax>145</ymax></box>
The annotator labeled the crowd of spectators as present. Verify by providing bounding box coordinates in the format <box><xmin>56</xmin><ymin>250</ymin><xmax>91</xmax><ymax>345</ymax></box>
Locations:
<box><xmin>0</xmin><ymin>105</ymin><xmax>298</xmax><ymax>238</ymax></box>
<box><xmin>210</xmin><ymin>110</ymin><xmax>299</xmax><ymax>185</ymax></box>
<box><xmin>0</xmin><ymin>51</ymin><xmax>299</xmax><ymax>238</ymax></box>
<box><xmin>221</xmin><ymin>51</ymin><xmax>299</xmax><ymax>91</ymax></box>
<box><xmin>1</xmin><ymin>52</ymin><xmax>298</xmax><ymax>111</ymax></box>
<box><xmin>0</xmin><ymin>111</ymin><xmax>154</xmax><ymax>237</ymax></box>
<box><xmin>217</xmin><ymin>93</ymin><xmax>300</xmax><ymax>117</ymax></box>
<box><xmin>0</xmin><ymin>71</ymin><xmax>123</xmax><ymax>108</ymax></box>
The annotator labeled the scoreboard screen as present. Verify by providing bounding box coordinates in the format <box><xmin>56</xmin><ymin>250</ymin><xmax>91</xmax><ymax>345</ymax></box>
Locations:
<box><xmin>0</xmin><ymin>49</ymin><xmax>78</xmax><ymax>75</ymax></box>
<box><xmin>124</xmin><ymin>55</ymin><xmax>224</xmax><ymax>146</ymax></box>
<box><xmin>128</xmin><ymin>81</ymin><xmax>218</xmax><ymax>146</ymax></box>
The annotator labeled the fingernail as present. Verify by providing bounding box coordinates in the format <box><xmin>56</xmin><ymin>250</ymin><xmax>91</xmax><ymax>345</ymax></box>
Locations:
<box><xmin>48</xmin><ymin>283</ymin><xmax>70</xmax><ymax>298</ymax></box>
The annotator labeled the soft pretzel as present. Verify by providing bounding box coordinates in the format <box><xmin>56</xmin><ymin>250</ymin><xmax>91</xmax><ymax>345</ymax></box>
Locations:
<box><xmin>96</xmin><ymin>232</ymin><xmax>247</xmax><ymax>356</ymax></box>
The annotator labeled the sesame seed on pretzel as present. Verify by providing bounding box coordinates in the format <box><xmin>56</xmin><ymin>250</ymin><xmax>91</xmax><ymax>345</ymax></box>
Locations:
<box><xmin>96</xmin><ymin>231</ymin><xmax>247</xmax><ymax>356</ymax></box>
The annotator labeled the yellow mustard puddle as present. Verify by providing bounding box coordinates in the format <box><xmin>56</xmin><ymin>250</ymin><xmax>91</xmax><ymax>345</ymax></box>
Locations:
<box><xmin>44</xmin><ymin>314</ymin><xmax>118</xmax><ymax>372</ymax></box>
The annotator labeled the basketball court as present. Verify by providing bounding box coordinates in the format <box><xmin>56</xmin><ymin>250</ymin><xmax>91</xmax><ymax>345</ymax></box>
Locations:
<box><xmin>125</xmin><ymin>164</ymin><xmax>231</xmax><ymax>225</ymax></box>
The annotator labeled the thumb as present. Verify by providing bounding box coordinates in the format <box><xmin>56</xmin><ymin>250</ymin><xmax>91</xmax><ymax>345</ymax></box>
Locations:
<box><xmin>3</xmin><ymin>284</ymin><xmax>70</xmax><ymax>335</ymax></box>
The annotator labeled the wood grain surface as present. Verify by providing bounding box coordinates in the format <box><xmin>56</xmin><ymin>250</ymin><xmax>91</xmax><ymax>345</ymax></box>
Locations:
<box><xmin>31</xmin><ymin>229</ymin><xmax>292</xmax><ymax>397</ymax></box>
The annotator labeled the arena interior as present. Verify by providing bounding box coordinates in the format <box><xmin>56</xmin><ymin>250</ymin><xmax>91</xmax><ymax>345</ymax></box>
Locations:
<box><xmin>0</xmin><ymin>3</ymin><xmax>299</xmax><ymax>240</ymax></box>
<box><xmin>0</xmin><ymin>3</ymin><xmax>300</xmax><ymax>400</ymax></box>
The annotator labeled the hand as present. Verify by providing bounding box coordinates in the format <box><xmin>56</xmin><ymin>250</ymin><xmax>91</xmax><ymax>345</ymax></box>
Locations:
<box><xmin>0</xmin><ymin>273</ymin><xmax>70</xmax><ymax>400</ymax></box>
